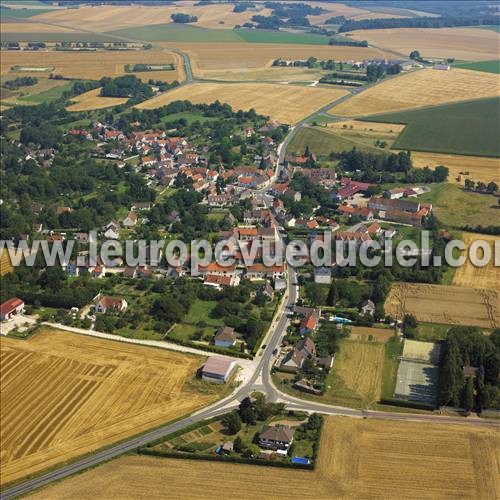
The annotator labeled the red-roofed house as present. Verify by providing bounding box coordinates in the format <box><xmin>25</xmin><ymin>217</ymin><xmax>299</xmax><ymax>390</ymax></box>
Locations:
<box><xmin>0</xmin><ymin>298</ymin><xmax>24</xmax><ymax>321</ymax></box>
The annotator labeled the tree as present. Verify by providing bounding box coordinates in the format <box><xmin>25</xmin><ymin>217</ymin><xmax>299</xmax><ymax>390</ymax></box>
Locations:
<box><xmin>242</xmin><ymin>444</ymin><xmax>259</xmax><ymax>458</ymax></box>
<box><xmin>402</xmin><ymin>314</ymin><xmax>417</xmax><ymax>338</ymax></box>
<box><xmin>409</xmin><ymin>50</ymin><xmax>421</xmax><ymax>60</ymax></box>
<box><xmin>222</xmin><ymin>411</ymin><xmax>242</xmax><ymax>434</ymax></box>
<box><xmin>464</xmin><ymin>178</ymin><xmax>475</xmax><ymax>191</ymax></box>
<box><xmin>463</xmin><ymin>376</ymin><xmax>474</xmax><ymax>412</ymax></box>
<box><xmin>487</xmin><ymin>182</ymin><xmax>498</xmax><ymax>194</ymax></box>
<box><xmin>233</xmin><ymin>435</ymin><xmax>244</xmax><ymax>453</ymax></box>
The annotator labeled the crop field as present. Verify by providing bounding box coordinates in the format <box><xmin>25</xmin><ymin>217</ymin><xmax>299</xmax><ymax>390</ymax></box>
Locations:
<box><xmin>0</xmin><ymin>49</ymin><xmax>182</xmax><ymax>82</ymax></box>
<box><xmin>136</xmin><ymin>83</ymin><xmax>347</xmax><ymax>125</ymax></box>
<box><xmin>0</xmin><ymin>21</ymin><xmax>79</xmax><ymax>33</ymax></box>
<box><xmin>412</xmin><ymin>152</ymin><xmax>500</xmax><ymax>185</ymax></box>
<box><xmin>329</xmin><ymin>68</ymin><xmax>500</xmax><ymax>117</ymax></box>
<box><xmin>452</xmin><ymin>233</ymin><xmax>500</xmax><ymax>291</ymax></box>
<box><xmin>363</xmin><ymin>97</ymin><xmax>500</xmax><ymax>158</ymax></box>
<box><xmin>0</xmin><ymin>328</ymin><xmax>220</xmax><ymax>485</ymax></box>
<box><xmin>0</xmin><ymin>78</ymin><xmax>69</xmax><ymax>106</ymax></box>
<box><xmin>32</xmin><ymin>3</ymin><xmax>271</xmax><ymax>32</ymax></box>
<box><xmin>346</xmin><ymin>27</ymin><xmax>500</xmax><ymax>61</ymax></box>
<box><xmin>349</xmin><ymin>326</ymin><xmax>396</xmax><ymax>343</ymax></box>
<box><xmin>454</xmin><ymin>60</ymin><xmax>500</xmax><ymax>74</ymax></box>
<box><xmin>30</xmin><ymin>417</ymin><xmax>500</xmax><ymax>500</ymax></box>
<box><xmin>325</xmin><ymin>119</ymin><xmax>405</xmax><ymax>147</ymax></box>
<box><xmin>66</xmin><ymin>88</ymin><xmax>127</xmax><ymax>112</ymax></box>
<box><xmin>288</xmin><ymin>125</ymin><xmax>387</xmax><ymax>157</ymax></box>
<box><xmin>157</xmin><ymin>42</ymin><xmax>388</xmax><ymax>76</ymax></box>
<box><xmin>327</xmin><ymin>340</ymin><xmax>385</xmax><ymax>408</ymax></box>
<box><xmin>418</xmin><ymin>183</ymin><xmax>499</xmax><ymax>228</ymax></box>
<box><xmin>385</xmin><ymin>282</ymin><xmax>499</xmax><ymax>329</ymax></box>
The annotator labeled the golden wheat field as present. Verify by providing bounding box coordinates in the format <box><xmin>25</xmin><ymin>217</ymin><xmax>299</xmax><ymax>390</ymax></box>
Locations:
<box><xmin>329</xmin><ymin>68</ymin><xmax>500</xmax><ymax>117</ymax></box>
<box><xmin>385</xmin><ymin>282</ymin><xmax>499</xmax><ymax>329</ymax></box>
<box><xmin>1</xmin><ymin>78</ymin><xmax>69</xmax><ymax>107</ymax></box>
<box><xmin>136</xmin><ymin>82</ymin><xmax>348</xmax><ymax>124</ymax></box>
<box><xmin>66</xmin><ymin>87</ymin><xmax>128</xmax><ymax>111</ymax></box>
<box><xmin>32</xmin><ymin>3</ymin><xmax>271</xmax><ymax>31</ymax></box>
<box><xmin>163</xmin><ymin>42</ymin><xmax>389</xmax><ymax>77</ymax></box>
<box><xmin>347</xmin><ymin>27</ymin><xmax>500</xmax><ymax>61</ymax></box>
<box><xmin>0</xmin><ymin>49</ymin><xmax>182</xmax><ymax>82</ymax></box>
<box><xmin>412</xmin><ymin>152</ymin><xmax>500</xmax><ymax>185</ymax></box>
<box><xmin>0</xmin><ymin>22</ymin><xmax>79</xmax><ymax>33</ymax></box>
<box><xmin>0</xmin><ymin>328</ymin><xmax>220</xmax><ymax>485</ymax></box>
<box><xmin>452</xmin><ymin>233</ymin><xmax>500</xmax><ymax>291</ymax></box>
<box><xmin>29</xmin><ymin>417</ymin><xmax>500</xmax><ymax>500</ymax></box>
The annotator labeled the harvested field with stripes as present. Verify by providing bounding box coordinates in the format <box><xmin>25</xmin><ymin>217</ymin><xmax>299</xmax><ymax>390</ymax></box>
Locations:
<box><xmin>385</xmin><ymin>282</ymin><xmax>499</xmax><ymax>329</ymax></box>
<box><xmin>0</xmin><ymin>328</ymin><xmax>220</xmax><ymax>485</ymax></box>
<box><xmin>452</xmin><ymin>233</ymin><xmax>500</xmax><ymax>291</ymax></box>
<box><xmin>413</xmin><ymin>152</ymin><xmax>500</xmax><ymax>185</ymax></box>
<box><xmin>136</xmin><ymin>82</ymin><xmax>348</xmax><ymax>124</ymax></box>
<box><xmin>329</xmin><ymin>68</ymin><xmax>500</xmax><ymax>117</ymax></box>
<box><xmin>30</xmin><ymin>417</ymin><xmax>500</xmax><ymax>499</ymax></box>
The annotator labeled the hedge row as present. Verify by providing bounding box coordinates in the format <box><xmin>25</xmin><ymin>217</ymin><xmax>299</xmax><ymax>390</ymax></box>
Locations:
<box><xmin>137</xmin><ymin>448</ymin><xmax>313</xmax><ymax>470</ymax></box>
<box><xmin>380</xmin><ymin>398</ymin><xmax>435</xmax><ymax>411</ymax></box>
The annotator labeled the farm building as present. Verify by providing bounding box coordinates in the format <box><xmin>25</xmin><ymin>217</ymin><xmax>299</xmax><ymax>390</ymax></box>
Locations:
<box><xmin>0</xmin><ymin>298</ymin><xmax>25</xmax><ymax>321</ymax></box>
<box><xmin>201</xmin><ymin>357</ymin><xmax>236</xmax><ymax>384</ymax></box>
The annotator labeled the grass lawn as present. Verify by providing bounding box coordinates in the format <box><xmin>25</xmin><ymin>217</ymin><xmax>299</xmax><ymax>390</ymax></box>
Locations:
<box><xmin>288</xmin><ymin>125</ymin><xmax>384</xmax><ymax>157</ymax></box>
<box><xmin>365</xmin><ymin>97</ymin><xmax>500</xmax><ymax>158</ymax></box>
<box><xmin>184</xmin><ymin>300</ymin><xmax>223</xmax><ymax>326</ymax></box>
<box><xmin>418</xmin><ymin>183</ymin><xmax>499</xmax><ymax>228</ymax></box>
<box><xmin>380</xmin><ymin>336</ymin><xmax>403</xmax><ymax>399</ymax></box>
<box><xmin>414</xmin><ymin>322</ymin><xmax>451</xmax><ymax>342</ymax></box>
<box><xmin>453</xmin><ymin>60</ymin><xmax>500</xmax><ymax>74</ymax></box>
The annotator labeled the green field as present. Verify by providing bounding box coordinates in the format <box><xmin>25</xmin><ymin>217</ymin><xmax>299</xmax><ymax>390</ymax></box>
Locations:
<box><xmin>418</xmin><ymin>183</ymin><xmax>499</xmax><ymax>228</ymax></box>
<box><xmin>109</xmin><ymin>24</ymin><xmax>241</xmax><ymax>43</ymax></box>
<box><xmin>288</xmin><ymin>125</ymin><xmax>386</xmax><ymax>157</ymax></box>
<box><xmin>13</xmin><ymin>82</ymin><xmax>73</xmax><ymax>105</ymax></box>
<box><xmin>159</xmin><ymin>111</ymin><xmax>220</xmax><ymax>125</ymax></box>
<box><xmin>365</xmin><ymin>97</ymin><xmax>500</xmax><ymax>158</ymax></box>
<box><xmin>108</xmin><ymin>24</ymin><xmax>330</xmax><ymax>45</ymax></box>
<box><xmin>479</xmin><ymin>25</ymin><xmax>500</xmax><ymax>33</ymax></box>
<box><xmin>453</xmin><ymin>60</ymin><xmax>500</xmax><ymax>74</ymax></box>
<box><xmin>234</xmin><ymin>28</ymin><xmax>330</xmax><ymax>45</ymax></box>
<box><xmin>0</xmin><ymin>6</ymin><xmax>55</xmax><ymax>18</ymax></box>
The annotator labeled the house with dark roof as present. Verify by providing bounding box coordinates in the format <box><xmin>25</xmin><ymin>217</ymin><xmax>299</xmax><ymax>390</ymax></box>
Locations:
<box><xmin>259</xmin><ymin>425</ymin><xmax>295</xmax><ymax>451</ymax></box>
